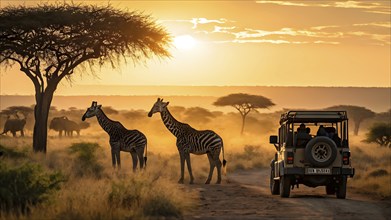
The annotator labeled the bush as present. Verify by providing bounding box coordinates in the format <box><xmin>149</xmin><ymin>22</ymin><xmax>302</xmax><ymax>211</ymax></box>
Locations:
<box><xmin>143</xmin><ymin>194</ymin><xmax>182</xmax><ymax>217</ymax></box>
<box><xmin>108</xmin><ymin>176</ymin><xmax>184</xmax><ymax>218</ymax></box>
<box><xmin>0</xmin><ymin>162</ymin><xmax>64</xmax><ymax>214</ymax></box>
<box><xmin>367</xmin><ymin>169</ymin><xmax>388</xmax><ymax>177</ymax></box>
<box><xmin>68</xmin><ymin>142</ymin><xmax>104</xmax><ymax>178</ymax></box>
<box><xmin>364</xmin><ymin>123</ymin><xmax>391</xmax><ymax>147</ymax></box>
<box><xmin>228</xmin><ymin>145</ymin><xmax>272</xmax><ymax>171</ymax></box>
<box><xmin>0</xmin><ymin>144</ymin><xmax>27</xmax><ymax>159</ymax></box>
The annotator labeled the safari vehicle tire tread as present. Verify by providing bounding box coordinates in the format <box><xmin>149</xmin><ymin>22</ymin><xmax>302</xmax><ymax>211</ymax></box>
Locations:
<box><xmin>280</xmin><ymin>175</ymin><xmax>291</xmax><ymax>198</ymax></box>
<box><xmin>305</xmin><ymin>136</ymin><xmax>338</xmax><ymax>167</ymax></box>
<box><xmin>336</xmin><ymin>176</ymin><xmax>347</xmax><ymax>199</ymax></box>
<box><xmin>270</xmin><ymin>168</ymin><xmax>280</xmax><ymax>195</ymax></box>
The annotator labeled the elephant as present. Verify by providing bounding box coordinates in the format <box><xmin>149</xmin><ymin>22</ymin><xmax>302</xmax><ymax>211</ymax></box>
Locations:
<box><xmin>49</xmin><ymin>116</ymin><xmax>89</xmax><ymax>137</ymax></box>
<box><xmin>1</xmin><ymin>117</ymin><xmax>26</xmax><ymax>137</ymax></box>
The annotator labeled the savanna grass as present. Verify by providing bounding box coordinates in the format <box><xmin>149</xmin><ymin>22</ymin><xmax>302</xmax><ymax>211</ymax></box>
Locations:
<box><xmin>0</xmin><ymin>140</ymin><xmax>196</xmax><ymax>220</ymax></box>
<box><xmin>0</xmin><ymin>158</ymin><xmax>64</xmax><ymax>215</ymax></box>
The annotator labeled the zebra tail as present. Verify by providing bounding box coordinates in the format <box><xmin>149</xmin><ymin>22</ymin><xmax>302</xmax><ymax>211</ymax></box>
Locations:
<box><xmin>144</xmin><ymin>142</ymin><xmax>148</xmax><ymax>168</ymax></box>
<box><xmin>222</xmin><ymin>139</ymin><xmax>227</xmax><ymax>175</ymax></box>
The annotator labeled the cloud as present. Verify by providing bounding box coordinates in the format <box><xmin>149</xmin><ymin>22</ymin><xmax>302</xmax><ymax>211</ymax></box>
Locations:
<box><xmin>353</xmin><ymin>21</ymin><xmax>391</xmax><ymax>29</ymax></box>
<box><xmin>162</xmin><ymin>16</ymin><xmax>389</xmax><ymax>46</ymax></box>
<box><xmin>255</xmin><ymin>1</ymin><xmax>307</xmax><ymax>7</ymax></box>
<box><xmin>255</xmin><ymin>0</ymin><xmax>390</xmax><ymax>14</ymax></box>
<box><xmin>190</xmin><ymin>18</ymin><xmax>232</xmax><ymax>29</ymax></box>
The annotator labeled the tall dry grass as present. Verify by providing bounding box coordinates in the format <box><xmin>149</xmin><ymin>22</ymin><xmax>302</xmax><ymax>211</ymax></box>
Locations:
<box><xmin>0</xmin><ymin>137</ymin><xmax>196</xmax><ymax>219</ymax></box>
<box><xmin>348</xmin><ymin>136</ymin><xmax>391</xmax><ymax>198</ymax></box>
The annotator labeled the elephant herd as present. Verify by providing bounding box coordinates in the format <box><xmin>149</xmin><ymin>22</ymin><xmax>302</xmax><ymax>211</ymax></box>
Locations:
<box><xmin>1</xmin><ymin>116</ymin><xmax>89</xmax><ymax>138</ymax></box>
<box><xmin>49</xmin><ymin>116</ymin><xmax>90</xmax><ymax>137</ymax></box>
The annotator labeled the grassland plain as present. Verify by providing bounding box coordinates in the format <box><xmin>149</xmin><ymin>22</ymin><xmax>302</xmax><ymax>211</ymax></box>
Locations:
<box><xmin>1</xmin><ymin>131</ymin><xmax>390</xmax><ymax>220</ymax></box>
<box><xmin>0</xmin><ymin>103</ymin><xmax>390</xmax><ymax>219</ymax></box>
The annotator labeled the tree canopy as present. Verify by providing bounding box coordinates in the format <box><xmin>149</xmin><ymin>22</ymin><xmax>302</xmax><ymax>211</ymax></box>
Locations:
<box><xmin>0</xmin><ymin>4</ymin><xmax>171</xmax><ymax>86</ymax></box>
<box><xmin>0</xmin><ymin>106</ymin><xmax>34</xmax><ymax>118</ymax></box>
<box><xmin>214</xmin><ymin>93</ymin><xmax>275</xmax><ymax>134</ymax></box>
<box><xmin>214</xmin><ymin>93</ymin><xmax>275</xmax><ymax>110</ymax></box>
<box><xmin>325</xmin><ymin>105</ymin><xmax>375</xmax><ymax>135</ymax></box>
<box><xmin>0</xmin><ymin>4</ymin><xmax>171</xmax><ymax>152</ymax></box>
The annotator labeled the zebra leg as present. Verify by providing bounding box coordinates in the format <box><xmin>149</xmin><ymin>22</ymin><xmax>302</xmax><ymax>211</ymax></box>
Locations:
<box><xmin>116</xmin><ymin>151</ymin><xmax>121</xmax><ymax>170</ymax></box>
<box><xmin>111</xmin><ymin>149</ymin><xmax>117</xmax><ymax>168</ymax></box>
<box><xmin>185</xmin><ymin>153</ymin><xmax>194</xmax><ymax>184</ymax></box>
<box><xmin>130</xmin><ymin>151</ymin><xmax>138</xmax><ymax>172</ymax></box>
<box><xmin>178</xmin><ymin>151</ymin><xmax>185</xmax><ymax>184</ymax></box>
<box><xmin>205</xmin><ymin>152</ymin><xmax>215</xmax><ymax>184</ymax></box>
<box><xmin>136</xmin><ymin>147</ymin><xmax>145</xmax><ymax>170</ymax></box>
<box><xmin>110</xmin><ymin>142</ymin><xmax>121</xmax><ymax>170</ymax></box>
<box><xmin>215</xmin><ymin>154</ymin><xmax>223</xmax><ymax>184</ymax></box>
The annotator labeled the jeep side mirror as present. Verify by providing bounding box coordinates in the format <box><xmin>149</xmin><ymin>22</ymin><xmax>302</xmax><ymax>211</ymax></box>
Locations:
<box><xmin>270</xmin><ymin>135</ymin><xmax>278</xmax><ymax>144</ymax></box>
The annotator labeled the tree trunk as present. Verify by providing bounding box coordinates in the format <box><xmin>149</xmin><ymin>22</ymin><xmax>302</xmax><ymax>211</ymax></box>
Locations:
<box><xmin>32</xmin><ymin>89</ymin><xmax>55</xmax><ymax>153</ymax></box>
<box><xmin>353</xmin><ymin>120</ymin><xmax>361</xmax><ymax>136</ymax></box>
<box><xmin>241</xmin><ymin>114</ymin><xmax>246</xmax><ymax>135</ymax></box>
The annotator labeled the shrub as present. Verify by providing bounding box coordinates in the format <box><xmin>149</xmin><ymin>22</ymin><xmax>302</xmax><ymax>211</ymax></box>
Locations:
<box><xmin>367</xmin><ymin>169</ymin><xmax>389</xmax><ymax>177</ymax></box>
<box><xmin>0</xmin><ymin>162</ymin><xmax>64</xmax><ymax>214</ymax></box>
<box><xmin>108</xmin><ymin>175</ymin><xmax>185</xmax><ymax>218</ymax></box>
<box><xmin>0</xmin><ymin>144</ymin><xmax>27</xmax><ymax>159</ymax></box>
<box><xmin>143</xmin><ymin>194</ymin><xmax>182</xmax><ymax>217</ymax></box>
<box><xmin>364</xmin><ymin>123</ymin><xmax>391</xmax><ymax>147</ymax></box>
<box><xmin>68</xmin><ymin>142</ymin><xmax>104</xmax><ymax>178</ymax></box>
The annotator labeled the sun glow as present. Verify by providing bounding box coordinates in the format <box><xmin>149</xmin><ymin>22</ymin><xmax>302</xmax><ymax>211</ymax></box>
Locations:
<box><xmin>173</xmin><ymin>35</ymin><xmax>197</xmax><ymax>50</ymax></box>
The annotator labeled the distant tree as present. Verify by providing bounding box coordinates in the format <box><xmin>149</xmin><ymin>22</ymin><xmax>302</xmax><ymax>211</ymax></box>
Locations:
<box><xmin>213</xmin><ymin>93</ymin><xmax>275</xmax><ymax>134</ymax></box>
<box><xmin>326</xmin><ymin>105</ymin><xmax>375</xmax><ymax>135</ymax></box>
<box><xmin>0</xmin><ymin>106</ymin><xmax>33</xmax><ymax>118</ymax></box>
<box><xmin>0</xmin><ymin>4</ymin><xmax>171</xmax><ymax>152</ymax></box>
<box><xmin>184</xmin><ymin>107</ymin><xmax>216</xmax><ymax>124</ymax></box>
<box><xmin>374</xmin><ymin>109</ymin><xmax>391</xmax><ymax>122</ymax></box>
<box><xmin>364</xmin><ymin>123</ymin><xmax>391</xmax><ymax>148</ymax></box>
<box><xmin>102</xmin><ymin>106</ymin><xmax>119</xmax><ymax>115</ymax></box>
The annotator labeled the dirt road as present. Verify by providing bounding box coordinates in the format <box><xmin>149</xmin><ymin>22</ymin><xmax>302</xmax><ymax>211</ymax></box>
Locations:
<box><xmin>184</xmin><ymin>169</ymin><xmax>390</xmax><ymax>220</ymax></box>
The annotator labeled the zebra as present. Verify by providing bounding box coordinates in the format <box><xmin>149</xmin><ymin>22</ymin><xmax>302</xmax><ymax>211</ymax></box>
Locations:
<box><xmin>148</xmin><ymin>98</ymin><xmax>226</xmax><ymax>184</ymax></box>
<box><xmin>82</xmin><ymin>101</ymin><xmax>147</xmax><ymax>171</ymax></box>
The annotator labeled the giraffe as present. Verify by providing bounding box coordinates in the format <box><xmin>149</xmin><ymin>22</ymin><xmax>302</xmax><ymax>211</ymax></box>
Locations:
<box><xmin>82</xmin><ymin>101</ymin><xmax>147</xmax><ymax>171</ymax></box>
<box><xmin>148</xmin><ymin>98</ymin><xmax>226</xmax><ymax>184</ymax></box>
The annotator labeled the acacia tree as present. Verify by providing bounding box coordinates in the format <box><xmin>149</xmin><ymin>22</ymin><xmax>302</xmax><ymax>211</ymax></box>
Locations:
<box><xmin>0</xmin><ymin>4</ymin><xmax>171</xmax><ymax>152</ymax></box>
<box><xmin>364</xmin><ymin>123</ymin><xmax>391</xmax><ymax>148</ymax></box>
<box><xmin>326</xmin><ymin>105</ymin><xmax>375</xmax><ymax>135</ymax></box>
<box><xmin>0</xmin><ymin>106</ymin><xmax>34</xmax><ymax>118</ymax></box>
<box><xmin>214</xmin><ymin>93</ymin><xmax>275</xmax><ymax>134</ymax></box>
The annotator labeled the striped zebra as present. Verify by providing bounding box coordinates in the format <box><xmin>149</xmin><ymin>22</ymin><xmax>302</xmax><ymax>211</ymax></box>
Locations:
<box><xmin>148</xmin><ymin>98</ymin><xmax>226</xmax><ymax>184</ymax></box>
<box><xmin>82</xmin><ymin>101</ymin><xmax>147</xmax><ymax>171</ymax></box>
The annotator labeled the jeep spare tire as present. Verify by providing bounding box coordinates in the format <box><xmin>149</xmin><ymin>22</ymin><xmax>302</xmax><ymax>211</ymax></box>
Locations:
<box><xmin>305</xmin><ymin>136</ymin><xmax>337</xmax><ymax>167</ymax></box>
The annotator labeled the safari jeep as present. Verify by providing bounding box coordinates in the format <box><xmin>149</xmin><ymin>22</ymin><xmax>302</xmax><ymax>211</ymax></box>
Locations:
<box><xmin>269</xmin><ymin>111</ymin><xmax>355</xmax><ymax>199</ymax></box>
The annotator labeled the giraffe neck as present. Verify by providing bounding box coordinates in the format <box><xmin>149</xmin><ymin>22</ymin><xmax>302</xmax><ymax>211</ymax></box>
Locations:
<box><xmin>95</xmin><ymin>109</ymin><xmax>122</xmax><ymax>135</ymax></box>
<box><xmin>160</xmin><ymin>108</ymin><xmax>186</xmax><ymax>137</ymax></box>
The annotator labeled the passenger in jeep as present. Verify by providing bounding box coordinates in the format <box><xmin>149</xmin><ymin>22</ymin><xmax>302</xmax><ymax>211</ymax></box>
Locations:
<box><xmin>316</xmin><ymin>125</ymin><xmax>328</xmax><ymax>136</ymax></box>
<box><xmin>327</xmin><ymin>127</ymin><xmax>342</xmax><ymax>147</ymax></box>
<box><xmin>294</xmin><ymin>123</ymin><xmax>311</xmax><ymax>147</ymax></box>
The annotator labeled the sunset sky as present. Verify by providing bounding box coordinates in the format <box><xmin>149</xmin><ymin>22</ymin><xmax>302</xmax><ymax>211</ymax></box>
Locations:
<box><xmin>0</xmin><ymin>0</ymin><xmax>390</xmax><ymax>95</ymax></box>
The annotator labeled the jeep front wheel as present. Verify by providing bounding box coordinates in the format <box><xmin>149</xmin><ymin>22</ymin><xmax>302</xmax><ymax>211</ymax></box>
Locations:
<box><xmin>270</xmin><ymin>167</ymin><xmax>280</xmax><ymax>195</ymax></box>
<box><xmin>305</xmin><ymin>137</ymin><xmax>337</xmax><ymax>167</ymax></box>
<box><xmin>280</xmin><ymin>175</ymin><xmax>291</xmax><ymax>198</ymax></box>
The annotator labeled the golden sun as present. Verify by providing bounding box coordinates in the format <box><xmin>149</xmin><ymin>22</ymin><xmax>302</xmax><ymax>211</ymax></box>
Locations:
<box><xmin>173</xmin><ymin>35</ymin><xmax>196</xmax><ymax>50</ymax></box>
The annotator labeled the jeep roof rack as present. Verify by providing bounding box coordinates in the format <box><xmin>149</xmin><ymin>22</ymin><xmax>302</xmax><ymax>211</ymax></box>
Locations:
<box><xmin>280</xmin><ymin>111</ymin><xmax>348</xmax><ymax>124</ymax></box>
